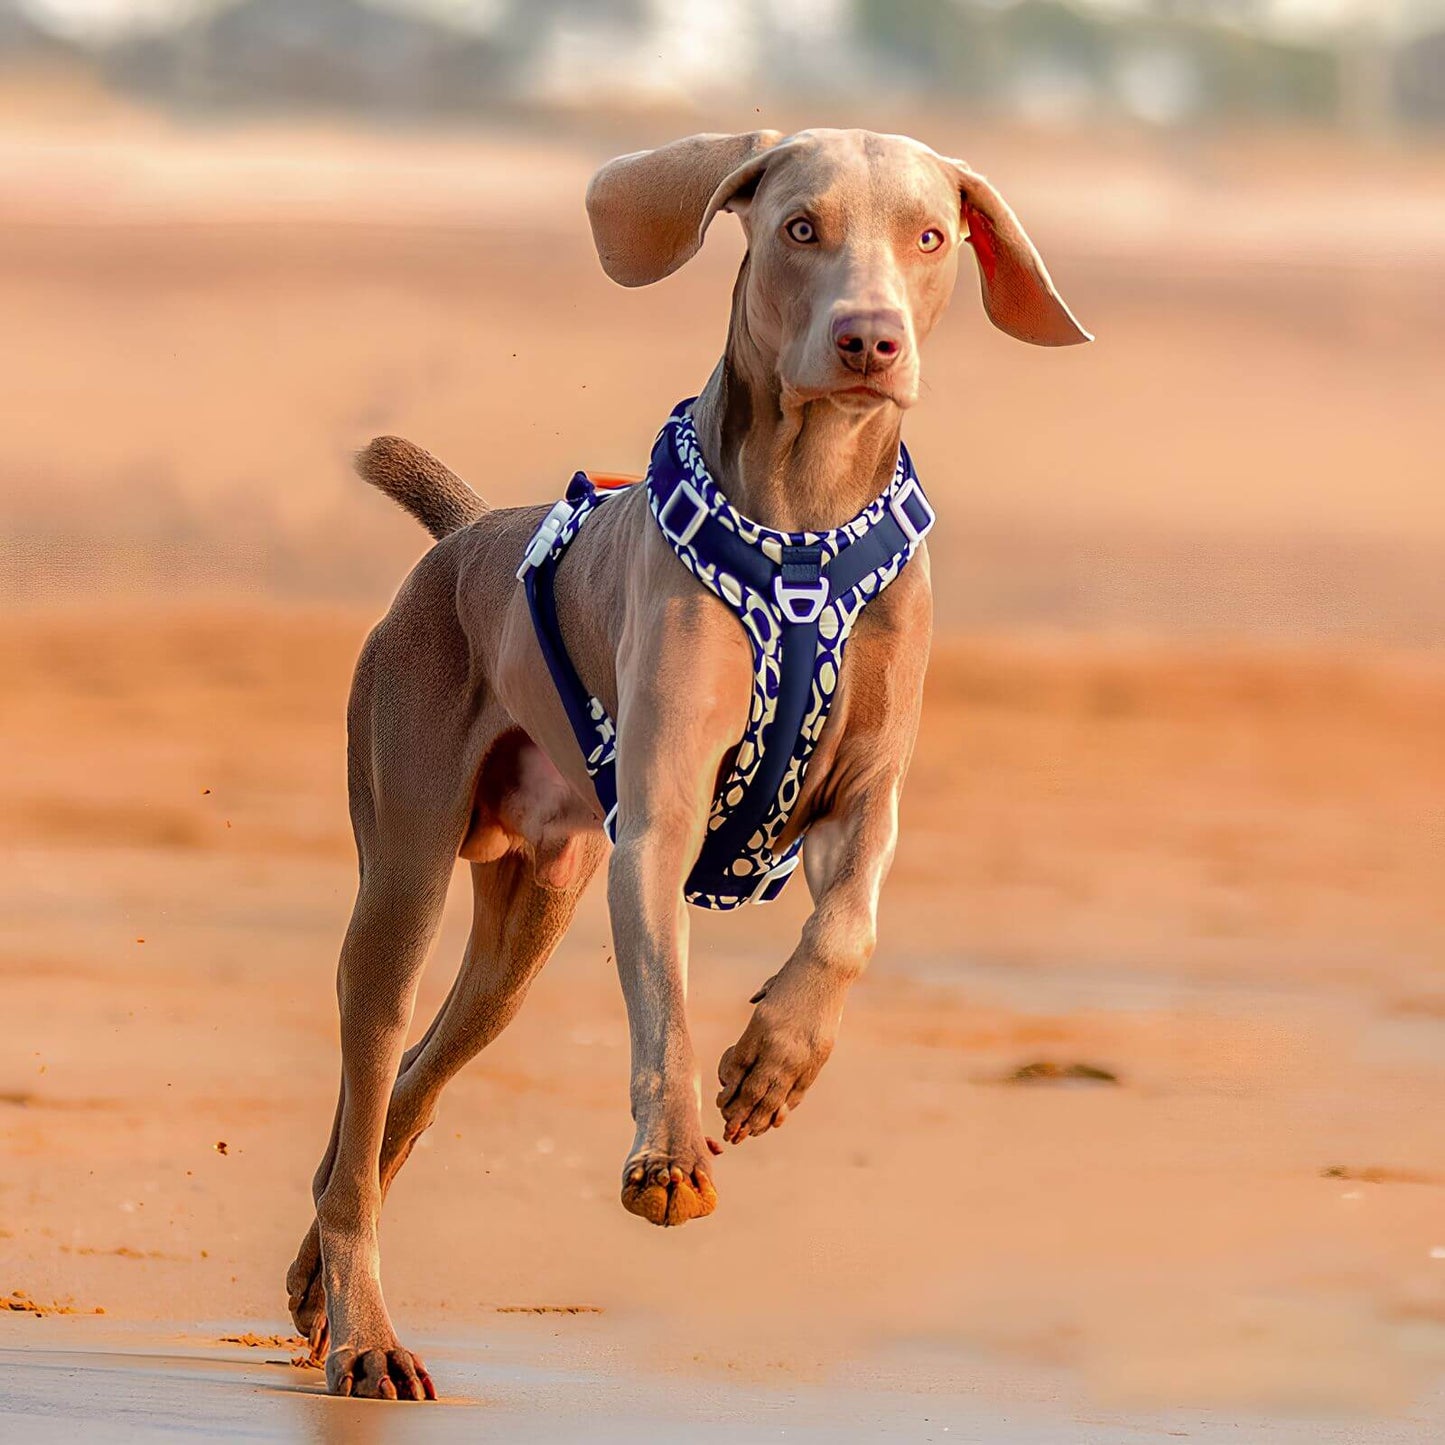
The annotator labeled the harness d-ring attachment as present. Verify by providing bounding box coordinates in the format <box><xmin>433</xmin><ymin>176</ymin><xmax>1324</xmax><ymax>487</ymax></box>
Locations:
<box><xmin>773</xmin><ymin>575</ymin><xmax>829</xmax><ymax>624</ymax></box>
<box><xmin>774</xmin><ymin>543</ymin><xmax>828</xmax><ymax>625</ymax></box>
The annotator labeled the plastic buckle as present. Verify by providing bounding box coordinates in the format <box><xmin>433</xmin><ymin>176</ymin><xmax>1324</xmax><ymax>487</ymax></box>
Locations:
<box><xmin>516</xmin><ymin>498</ymin><xmax>575</xmax><ymax>579</ymax></box>
<box><xmin>657</xmin><ymin>480</ymin><xmax>708</xmax><ymax>548</ymax></box>
<box><xmin>773</xmin><ymin>543</ymin><xmax>828</xmax><ymax>625</ymax></box>
<box><xmin>773</xmin><ymin>575</ymin><xmax>829</xmax><ymax>624</ymax></box>
<box><xmin>749</xmin><ymin>852</ymin><xmax>799</xmax><ymax>904</ymax></box>
<box><xmin>889</xmin><ymin>476</ymin><xmax>935</xmax><ymax>546</ymax></box>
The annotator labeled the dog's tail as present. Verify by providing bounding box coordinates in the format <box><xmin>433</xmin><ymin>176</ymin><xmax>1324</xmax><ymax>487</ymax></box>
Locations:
<box><xmin>354</xmin><ymin>436</ymin><xmax>488</xmax><ymax>541</ymax></box>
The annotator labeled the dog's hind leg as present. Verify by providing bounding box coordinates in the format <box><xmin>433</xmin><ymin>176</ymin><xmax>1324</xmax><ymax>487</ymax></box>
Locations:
<box><xmin>380</xmin><ymin>844</ymin><xmax>605</xmax><ymax>1155</ymax></box>
<box><xmin>311</xmin><ymin>829</ymin><xmax>458</xmax><ymax>1399</ymax></box>
<box><xmin>288</xmin><ymin>844</ymin><xmax>602</xmax><ymax>1357</ymax></box>
<box><xmin>288</xmin><ymin>590</ymin><xmax>488</xmax><ymax>1400</ymax></box>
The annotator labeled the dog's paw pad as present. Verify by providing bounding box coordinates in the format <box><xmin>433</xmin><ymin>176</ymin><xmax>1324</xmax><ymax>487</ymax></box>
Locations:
<box><xmin>621</xmin><ymin>1156</ymin><xmax>717</xmax><ymax>1227</ymax></box>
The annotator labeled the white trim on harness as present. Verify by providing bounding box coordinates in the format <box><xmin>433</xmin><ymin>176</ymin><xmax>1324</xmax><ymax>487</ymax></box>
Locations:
<box><xmin>749</xmin><ymin>851</ymin><xmax>799</xmax><ymax>903</ymax></box>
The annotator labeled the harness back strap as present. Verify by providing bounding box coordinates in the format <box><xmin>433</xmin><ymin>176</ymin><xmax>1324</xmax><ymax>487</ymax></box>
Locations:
<box><xmin>518</xmin><ymin>473</ymin><xmax>621</xmax><ymax>829</ymax></box>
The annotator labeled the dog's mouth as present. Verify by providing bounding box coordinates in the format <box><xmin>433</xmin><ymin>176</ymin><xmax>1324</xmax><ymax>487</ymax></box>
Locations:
<box><xmin>780</xmin><ymin>369</ymin><xmax>916</xmax><ymax>410</ymax></box>
<box><xmin>829</xmin><ymin>378</ymin><xmax>912</xmax><ymax>408</ymax></box>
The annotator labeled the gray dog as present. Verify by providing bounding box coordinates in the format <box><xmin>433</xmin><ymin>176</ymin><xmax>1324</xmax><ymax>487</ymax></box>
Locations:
<box><xmin>286</xmin><ymin>127</ymin><xmax>1088</xmax><ymax>1399</ymax></box>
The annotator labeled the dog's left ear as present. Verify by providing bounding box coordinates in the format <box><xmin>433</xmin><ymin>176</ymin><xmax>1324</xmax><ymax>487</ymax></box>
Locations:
<box><xmin>944</xmin><ymin>159</ymin><xmax>1092</xmax><ymax>347</ymax></box>
<box><xmin>586</xmin><ymin>130</ymin><xmax>785</xmax><ymax>287</ymax></box>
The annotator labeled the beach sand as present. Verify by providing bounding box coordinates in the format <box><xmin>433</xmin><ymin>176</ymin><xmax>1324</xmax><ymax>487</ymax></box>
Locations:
<box><xmin>3</xmin><ymin>111</ymin><xmax>1444</xmax><ymax>1437</ymax></box>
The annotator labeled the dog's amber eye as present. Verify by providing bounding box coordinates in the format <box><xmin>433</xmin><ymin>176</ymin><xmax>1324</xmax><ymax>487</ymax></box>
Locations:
<box><xmin>918</xmin><ymin>228</ymin><xmax>945</xmax><ymax>253</ymax></box>
<box><xmin>784</xmin><ymin>217</ymin><xmax>817</xmax><ymax>244</ymax></box>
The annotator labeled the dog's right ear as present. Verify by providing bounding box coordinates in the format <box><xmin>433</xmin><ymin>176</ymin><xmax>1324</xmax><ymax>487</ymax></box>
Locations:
<box><xmin>586</xmin><ymin>131</ymin><xmax>784</xmax><ymax>287</ymax></box>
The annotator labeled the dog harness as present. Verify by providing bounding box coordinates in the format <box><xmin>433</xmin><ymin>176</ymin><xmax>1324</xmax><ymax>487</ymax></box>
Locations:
<box><xmin>517</xmin><ymin>401</ymin><xmax>935</xmax><ymax>910</ymax></box>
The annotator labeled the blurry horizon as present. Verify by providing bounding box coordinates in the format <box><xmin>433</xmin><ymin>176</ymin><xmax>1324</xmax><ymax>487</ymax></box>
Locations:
<box><xmin>3</xmin><ymin>0</ymin><xmax>1445</xmax><ymax>132</ymax></box>
<box><xmin>17</xmin><ymin>0</ymin><xmax>1445</xmax><ymax>42</ymax></box>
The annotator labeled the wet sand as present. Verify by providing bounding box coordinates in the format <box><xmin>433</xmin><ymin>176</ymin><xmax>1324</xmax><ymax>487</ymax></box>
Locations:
<box><xmin>6</xmin><ymin>1325</ymin><xmax>1444</xmax><ymax>1443</ymax></box>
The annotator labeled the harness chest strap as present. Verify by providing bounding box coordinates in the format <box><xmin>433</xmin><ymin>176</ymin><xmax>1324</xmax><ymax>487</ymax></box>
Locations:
<box><xmin>519</xmin><ymin>401</ymin><xmax>935</xmax><ymax>911</ymax></box>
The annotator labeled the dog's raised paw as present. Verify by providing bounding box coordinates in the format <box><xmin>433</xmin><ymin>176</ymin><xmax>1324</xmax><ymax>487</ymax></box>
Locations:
<box><xmin>717</xmin><ymin>996</ymin><xmax>836</xmax><ymax>1144</ymax></box>
<box><xmin>620</xmin><ymin>1153</ymin><xmax>717</xmax><ymax>1227</ymax></box>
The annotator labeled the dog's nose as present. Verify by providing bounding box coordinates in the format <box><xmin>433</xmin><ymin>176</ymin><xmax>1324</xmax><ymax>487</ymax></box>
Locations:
<box><xmin>832</xmin><ymin>311</ymin><xmax>907</xmax><ymax>373</ymax></box>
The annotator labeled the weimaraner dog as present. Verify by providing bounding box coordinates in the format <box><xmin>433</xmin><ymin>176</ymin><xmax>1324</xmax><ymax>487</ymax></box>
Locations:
<box><xmin>286</xmin><ymin>127</ymin><xmax>1087</xmax><ymax>1399</ymax></box>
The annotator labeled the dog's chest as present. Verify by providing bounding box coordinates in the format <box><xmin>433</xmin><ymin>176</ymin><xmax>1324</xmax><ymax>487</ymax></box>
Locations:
<box><xmin>524</xmin><ymin>419</ymin><xmax>932</xmax><ymax>908</ymax></box>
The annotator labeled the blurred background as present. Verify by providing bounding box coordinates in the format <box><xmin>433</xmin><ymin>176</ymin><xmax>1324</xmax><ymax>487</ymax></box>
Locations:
<box><xmin>1</xmin><ymin>0</ymin><xmax>1443</xmax><ymax>634</ymax></box>
<box><xmin>3</xmin><ymin>0</ymin><xmax>1445</xmax><ymax>1425</ymax></box>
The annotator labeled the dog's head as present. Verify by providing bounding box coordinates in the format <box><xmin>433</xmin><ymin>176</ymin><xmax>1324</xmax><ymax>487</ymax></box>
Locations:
<box><xmin>587</xmin><ymin>128</ymin><xmax>1089</xmax><ymax>413</ymax></box>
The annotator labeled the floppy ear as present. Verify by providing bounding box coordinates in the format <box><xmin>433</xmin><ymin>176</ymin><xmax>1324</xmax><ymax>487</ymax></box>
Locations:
<box><xmin>946</xmin><ymin>159</ymin><xmax>1092</xmax><ymax>347</ymax></box>
<box><xmin>586</xmin><ymin>130</ymin><xmax>784</xmax><ymax>287</ymax></box>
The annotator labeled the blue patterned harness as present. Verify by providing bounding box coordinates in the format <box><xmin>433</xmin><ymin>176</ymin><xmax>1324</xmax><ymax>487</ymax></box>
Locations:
<box><xmin>517</xmin><ymin>401</ymin><xmax>934</xmax><ymax>910</ymax></box>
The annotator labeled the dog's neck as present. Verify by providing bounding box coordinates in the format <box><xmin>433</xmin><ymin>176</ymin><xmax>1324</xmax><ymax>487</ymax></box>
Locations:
<box><xmin>690</xmin><ymin>263</ymin><xmax>904</xmax><ymax>533</ymax></box>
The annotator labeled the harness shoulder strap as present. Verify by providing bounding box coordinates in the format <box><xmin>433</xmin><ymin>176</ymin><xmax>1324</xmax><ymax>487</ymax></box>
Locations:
<box><xmin>518</xmin><ymin>405</ymin><xmax>935</xmax><ymax>912</ymax></box>
<box><xmin>643</xmin><ymin>407</ymin><xmax>933</xmax><ymax>908</ymax></box>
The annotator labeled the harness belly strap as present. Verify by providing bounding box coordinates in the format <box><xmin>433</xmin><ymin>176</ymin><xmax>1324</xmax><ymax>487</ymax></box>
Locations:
<box><xmin>519</xmin><ymin>400</ymin><xmax>934</xmax><ymax>911</ymax></box>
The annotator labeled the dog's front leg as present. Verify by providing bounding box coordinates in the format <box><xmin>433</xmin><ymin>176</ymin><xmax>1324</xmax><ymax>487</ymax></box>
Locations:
<box><xmin>717</xmin><ymin>786</ymin><xmax>900</xmax><ymax>1144</ymax></box>
<box><xmin>607</xmin><ymin>612</ymin><xmax>744</xmax><ymax>1226</ymax></box>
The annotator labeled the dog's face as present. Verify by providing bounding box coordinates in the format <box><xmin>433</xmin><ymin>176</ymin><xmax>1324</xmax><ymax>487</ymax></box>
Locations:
<box><xmin>721</xmin><ymin>130</ymin><xmax>966</xmax><ymax>411</ymax></box>
<box><xmin>587</xmin><ymin>128</ymin><xmax>1089</xmax><ymax>413</ymax></box>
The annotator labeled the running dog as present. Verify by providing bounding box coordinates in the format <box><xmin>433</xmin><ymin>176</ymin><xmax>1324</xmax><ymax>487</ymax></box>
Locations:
<box><xmin>286</xmin><ymin>128</ymin><xmax>1088</xmax><ymax>1399</ymax></box>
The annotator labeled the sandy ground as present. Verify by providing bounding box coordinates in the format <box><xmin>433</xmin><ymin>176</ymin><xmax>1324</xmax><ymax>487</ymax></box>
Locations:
<box><xmin>3</xmin><ymin>110</ymin><xmax>1445</xmax><ymax>1438</ymax></box>
<box><xmin>4</xmin><ymin>609</ymin><xmax>1444</xmax><ymax>1437</ymax></box>
<box><xmin>6</xmin><ymin>1333</ymin><xmax>1445</xmax><ymax>1445</ymax></box>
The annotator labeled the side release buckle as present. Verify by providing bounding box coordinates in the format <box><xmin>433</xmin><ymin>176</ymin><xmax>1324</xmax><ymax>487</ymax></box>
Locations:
<box><xmin>517</xmin><ymin>498</ymin><xmax>576</xmax><ymax>579</ymax></box>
